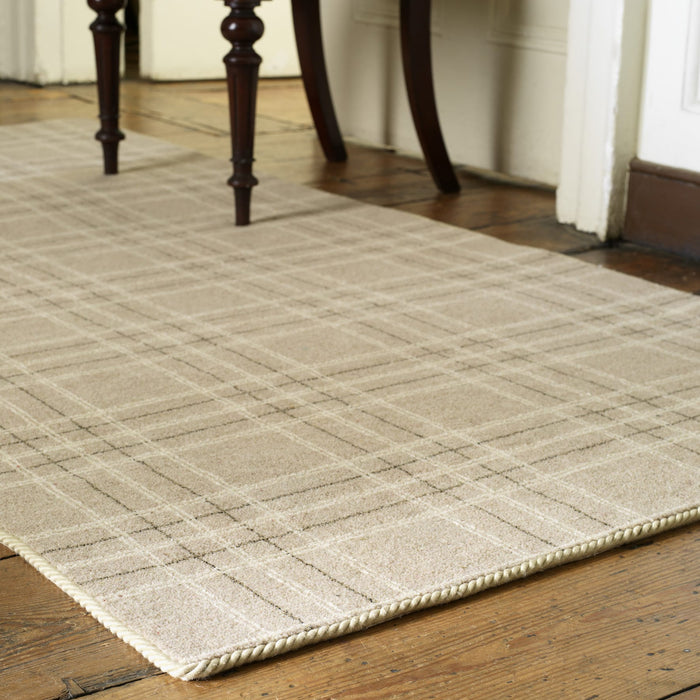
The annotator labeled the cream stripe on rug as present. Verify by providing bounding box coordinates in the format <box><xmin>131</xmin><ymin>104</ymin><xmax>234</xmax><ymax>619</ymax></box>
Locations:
<box><xmin>0</xmin><ymin>120</ymin><xmax>698</xmax><ymax>680</ymax></box>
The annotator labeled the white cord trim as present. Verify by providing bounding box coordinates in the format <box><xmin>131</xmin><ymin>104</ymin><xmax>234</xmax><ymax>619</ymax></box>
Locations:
<box><xmin>1</xmin><ymin>507</ymin><xmax>697</xmax><ymax>681</ymax></box>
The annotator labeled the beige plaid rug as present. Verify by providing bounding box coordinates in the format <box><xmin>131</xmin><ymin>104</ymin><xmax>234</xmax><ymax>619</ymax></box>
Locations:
<box><xmin>1</xmin><ymin>120</ymin><xmax>698</xmax><ymax>680</ymax></box>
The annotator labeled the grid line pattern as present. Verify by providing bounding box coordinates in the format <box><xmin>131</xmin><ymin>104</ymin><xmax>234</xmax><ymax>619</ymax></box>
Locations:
<box><xmin>0</xmin><ymin>121</ymin><xmax>698</xmax><ymax>680</ymax></box>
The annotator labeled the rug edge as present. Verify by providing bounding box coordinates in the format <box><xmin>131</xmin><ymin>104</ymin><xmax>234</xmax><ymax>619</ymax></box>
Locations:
<box><xmin>0</xmin><ymin>527</ymin><xmax>186</xmax><ymax>678</ymax></box>
<box><xmin>2</xmin><ymin>506</ymin><xmax>698</xmax><ymax>681</ymax></box>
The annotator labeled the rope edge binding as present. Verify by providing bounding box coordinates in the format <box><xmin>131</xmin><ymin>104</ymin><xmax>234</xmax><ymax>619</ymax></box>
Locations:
<box><xmin>1</xmin><ymin>507</ymin><xmax>697</xmax><ymax>681</ymax></box>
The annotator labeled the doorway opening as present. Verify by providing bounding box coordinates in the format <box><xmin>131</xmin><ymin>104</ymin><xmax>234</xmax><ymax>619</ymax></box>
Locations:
<box><xmin>125</xmin><ymin>0</ymin><xmax>140</xmax><ymax>78</ymax></box>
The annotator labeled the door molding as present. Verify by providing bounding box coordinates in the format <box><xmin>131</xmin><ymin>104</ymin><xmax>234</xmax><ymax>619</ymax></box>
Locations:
<box><xmin>556</xmin><ymin>0</ymin><xmax>648</xmax><ymax>240</ymax></box>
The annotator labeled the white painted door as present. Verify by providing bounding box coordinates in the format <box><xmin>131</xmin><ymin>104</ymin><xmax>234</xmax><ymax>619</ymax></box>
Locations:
<box><xmin>638</xmin><ymin>0</ymin><xmax>700</xmax><ymax>173</ymax></box>
<box><xmin>139</xmin><ymin>0</ymin><xmax>300</xmax><ymax>80</ymax></box>
<box><xmin>320</xmin><ymin>0</ymin><xmax>570</xmax><ymax>186</ymax></box>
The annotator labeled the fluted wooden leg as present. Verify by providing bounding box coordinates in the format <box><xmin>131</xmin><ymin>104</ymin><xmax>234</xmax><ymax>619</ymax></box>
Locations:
<box><xmin>88</xmin><ymin>0</ymin><xmax>126</xmax><ymax>175</ymax></box>
<box><xmin>291</xmin><ymin>0</ymin><xmax>346</xmax><ymax>162</ymax></box>
<box><xmin>221</xmin><ymin>0</ymin><xmax>264</xmax><ymax>226</ymax></box>
<box><xmin>400</xmin><ymin>0</ymin><xmax>459</xmax><ymax>193</ymax></box>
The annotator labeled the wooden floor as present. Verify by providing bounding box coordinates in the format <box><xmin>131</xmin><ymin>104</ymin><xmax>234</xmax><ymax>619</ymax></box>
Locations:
<box><xmin>1</xmin><ymin>77</ymin><xmax>699</xmax><ymax>700</ymax></box>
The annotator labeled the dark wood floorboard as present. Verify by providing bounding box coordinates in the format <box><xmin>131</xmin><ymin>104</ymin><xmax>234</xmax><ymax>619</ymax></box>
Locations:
<box><xmin>1</xmin><ymin>77</ymin><xmax>699</xmax><ymax>700</ymax></box>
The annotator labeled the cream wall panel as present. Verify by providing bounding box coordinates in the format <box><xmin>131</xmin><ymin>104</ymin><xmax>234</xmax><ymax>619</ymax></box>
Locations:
<box><xmin>0</xmin><ymin>1</ymin><xmax>34</xmax><ymax>82</ymax></box>
<box><xmin>0</xmin><ymin>0</ymin><xmax>298</xmax><ymax>84</ymax></box>
<box><xmin>321</xmin><ymin>0</ymin><xmax>569</xmax><ymax>187</ymax></box>
<box><xmin>140</xmin><ymin>0</ymin><xmax>299</xmax><ymax>80</ymax></box>
<box><xmin>57</xmin><ymin>2</ymin><xmax>99</xmax><ymax>83</ymax></box>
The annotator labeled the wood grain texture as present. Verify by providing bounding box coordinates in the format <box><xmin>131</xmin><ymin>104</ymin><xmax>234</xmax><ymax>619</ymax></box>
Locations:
<box><xmin>4</xmin><ymin>527</ymin><xmax>693</xmax><ymax>700</ymax></box>
<box><xmin>1</xmin><ymin>76</ymin><xmax>699</xmax><ymax>699</ymax></box>
<box><xmin>397</xmin><ymin>182</ymin><xmax>560</xmax><ymax>231</ymax></box>
<box><xmin>669</xmin><ymin>686</ymin><xmax>700</xmax><ymax>700</ymax></box>
<box><xmin>0</xmin><ymin>557</ymin><xmax>157</xmax><ymax>700</ymax></box>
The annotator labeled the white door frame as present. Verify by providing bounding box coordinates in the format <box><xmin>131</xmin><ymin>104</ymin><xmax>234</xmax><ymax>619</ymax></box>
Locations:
<box><xmin>556</xmin><ymin>0</ymin><xmax>648</xmax><ymax>239</ymax></box>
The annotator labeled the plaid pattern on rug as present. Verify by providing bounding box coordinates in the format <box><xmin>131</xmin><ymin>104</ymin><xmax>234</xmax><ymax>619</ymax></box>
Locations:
<box><xmin>0</xmin><ymin>120</ymin><xmax>698</xmax><ymax>680</ymax></box>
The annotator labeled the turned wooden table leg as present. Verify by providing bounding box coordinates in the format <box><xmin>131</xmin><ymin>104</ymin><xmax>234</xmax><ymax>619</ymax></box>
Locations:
<box><xmin>291</xmin><ymin>0</ymin><xmax>346</xmax><ymax>162</ymax></box>
<box><xmin>88</xmin><ymin>0</ymin><xmax>125</xmax><ymax>175</ymax></box>
<box><xmin>400</xmin><ymin>0</ymin><xmax>459</xmax><ymax>193</ymax></box>
<box><xmin>221</xmin><ymin>0</ymin><xmax>264</xmax><ymax>226</ymax></box>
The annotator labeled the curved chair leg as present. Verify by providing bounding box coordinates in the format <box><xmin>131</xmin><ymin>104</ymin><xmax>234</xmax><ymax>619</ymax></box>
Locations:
<box><xmin>221</xmin><ymin>0</ymin><xmax>264</xmax><ymax>226</ymax></box>
<box><xmin>88</xmin><ymin>0</ymin><xmax>126</xmax><ymax>175</ymax></box>
<box><xmin>400</xmin><ymin>0</ymin><xmax>459</xmax><ymax>193</ymax></box>
<box><xmin>291</xmin><ymin>0</ymin><xmax>347</xmax><ymax>162</ymax></box>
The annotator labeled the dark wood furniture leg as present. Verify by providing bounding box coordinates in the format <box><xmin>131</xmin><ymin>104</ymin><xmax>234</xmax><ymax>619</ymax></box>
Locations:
<box><xmin>221</xmin><ymin>0</ymin><xmax>264</xmax><ymax>226</ymax></box>
<box><xmin>400</xmin><ymin>0</ymin><xmax>459</xmax><ymax>193</ymax></box>
<box><xmin>88</xmin><ymin>0</ymin><xmax>126</xmax><ymax>175</ymax></box>
<box><xmin>291</xmin><ymin>0</ymin><xmax>347</xmax><ymax>162</ymax></box>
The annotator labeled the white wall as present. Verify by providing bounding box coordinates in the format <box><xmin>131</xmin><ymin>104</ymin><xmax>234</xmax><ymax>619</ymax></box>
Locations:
<box><xmin>637</xmin><ymin>0</ymin><xmax>700</xmax><ymax>173</ymax></box>
<box><xmin>320</xmin><ymin>0</ymin><xmax>570</xmax><ymax>186</ymax></box>
<box><xmin>140</xmin><ymin>0</ymin><xmax>299</xmax><ymax>81</ymax></box>
<box><xmin>0</xmin><ymin>0</ymin><xmax>103</xmax><ymax>84</ymax></box>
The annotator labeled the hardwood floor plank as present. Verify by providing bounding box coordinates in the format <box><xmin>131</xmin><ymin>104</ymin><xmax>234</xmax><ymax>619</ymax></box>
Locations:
<box><xmin>312</xmin><ymin>169</ymin><xmax>452</xmax><ymax>207</ymax></box>
<box><xmin>572</xmin><ymin>245</ymin><xmax>700</xmax><ymax>294</ymax></box>
<box><xmin>477</xmin><ymin>216</ymin><xmax>599</xmax><ymax>253</ymax></box>
<box><xmin>255</xmin><ymin>137</ymin><xmax>427</xmax><ymax>191</ymax></box>
<box><xmin>0</xmin><ymin>93</ymin><xmax>96</xmax><ymax>125</ymax></box>
<box><xmin>664</xmin><ymin>685</ymin><xmax>700</xmax><ymax>700</ymax></box>
<box><xmin>397</xmin><ymin>182</ymin><xmax>558</xmax><ymax>231</ymax></box>
<box><xmin>0</xmin><ymin>557</ymin><xmax>157</xmax><ymax>700</ymax></box>
<box><xmin>0</xmin><ymin>544</ymin><xmax>16</xmax><ymax>560</ymax></box>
